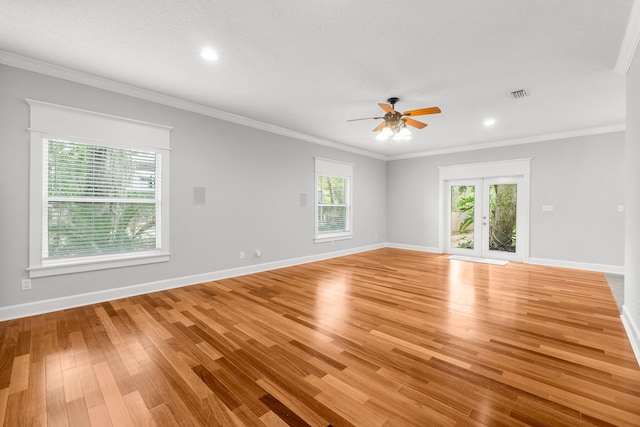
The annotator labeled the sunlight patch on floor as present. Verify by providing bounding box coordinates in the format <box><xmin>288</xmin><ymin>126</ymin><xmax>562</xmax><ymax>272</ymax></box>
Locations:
<box><xmin>448</xmin><ymin>255</ymin><xmax>509</xmax><ymax>266</ymax></box>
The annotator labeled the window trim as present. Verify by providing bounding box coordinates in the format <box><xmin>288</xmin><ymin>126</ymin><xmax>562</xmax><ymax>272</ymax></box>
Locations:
<box><xmin>314</xmin><ymin>157</ymin><xmax>353</xmax><ymax>243</ymax></box>
<box><xmin>27</xmin><ymin>100</ymin><xmax>172</xmax><ymax>278</ymax></box>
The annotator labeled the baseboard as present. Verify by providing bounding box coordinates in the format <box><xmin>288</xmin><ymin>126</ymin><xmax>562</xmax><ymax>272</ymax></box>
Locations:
<box><xmin>621</xmin><ymin>305</ymin><xmax>640</xmax><ymax>367</ymax></box>
<box><xmin>385</xmin><ymin>248</ymin><xmax>624</xmax><ymax>274</ymax></box>
<box><xmin>0</xmin><ymin>243</ymin><xmax>386</xmax><ymax>322</ymax></box>
<box><xmin>385</xmin><ymin>243</ymin><xmax>442</xmax><ymax>254</ymax></box>
<box><xmin>0</xmin><ymin>244</ymin><xmax>626</xmax><ymax>322</ymax></box>
<box><xmin>528</xmin><ymin>257</ymin><xmax>624</xmax><ymax>274</ymax></box>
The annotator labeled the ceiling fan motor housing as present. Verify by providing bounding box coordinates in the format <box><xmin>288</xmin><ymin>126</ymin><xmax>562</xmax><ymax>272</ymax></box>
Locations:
<box><xmin>385</xmin><ymin>111</ymin><xmax>404</xmax><ymax>131</ymax></box>
<box><xmin>384</xmin><ymin>97</ymin><xmax>403</xmax><ymax>131</ymax></box>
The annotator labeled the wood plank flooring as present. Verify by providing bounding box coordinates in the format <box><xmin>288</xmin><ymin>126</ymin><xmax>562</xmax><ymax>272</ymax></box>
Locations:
<box><xmin>1</xmin><ymin>248</ymin><xmax>639</xmax><ymax>426</ymax></box>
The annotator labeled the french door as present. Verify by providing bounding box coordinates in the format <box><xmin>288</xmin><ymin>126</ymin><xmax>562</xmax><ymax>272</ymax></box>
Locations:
<box><xmin>446</xmin><ymin>176</ymin><xmax>524</xmax><ymax>261</ymax></box>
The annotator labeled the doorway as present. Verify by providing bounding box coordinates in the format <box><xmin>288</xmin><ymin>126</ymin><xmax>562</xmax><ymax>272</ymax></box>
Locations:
<box><xmin>439</xmin><ymin>159</ymin><xmax>530</xmax><ymax>263</ymax></box>
<box><xmin>447</xmin><ymin>177</ymin><xmax>523</xmax><ymax>261</ymax></box>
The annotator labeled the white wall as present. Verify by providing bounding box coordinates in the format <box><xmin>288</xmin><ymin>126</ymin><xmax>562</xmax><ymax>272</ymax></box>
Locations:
<box><xmin>387</xmin><ymin>132</ymin><xmax>626</xmax><ymax>269</ymax></box>
<box><xmin>0</xmin><ymin>64</ymin><xmax>387</xmax><ymax>311</ymax></box>
<box><xmin>623</xmin><ymin>37</ymin><xmax>640</xmax><ymax>359</ymax></box>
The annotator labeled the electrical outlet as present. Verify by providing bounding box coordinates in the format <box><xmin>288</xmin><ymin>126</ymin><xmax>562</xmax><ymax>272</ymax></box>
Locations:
<box><xmin>21</xmin><ymin>279</ymin><xmax>32</xmax><ymax>291</ymax></box>
<box><xmin>239</xmin><ymin>251</ymin><xmax>245</xmax><ymax>259</ymax></box>
<box><xmin>254</xmin><ymin>249</ymin><xmax>261</xmax><ymax>258</ymax></box>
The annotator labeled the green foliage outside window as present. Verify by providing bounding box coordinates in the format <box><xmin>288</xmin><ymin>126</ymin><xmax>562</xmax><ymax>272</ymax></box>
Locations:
<box><xmin>317</xmin><ymin>175</ymin><xmax>347</xmax><ymax>234</ymax></box>
<box><xmin>46</xmin><ymin>140</ymin><xmax>158</xmax><ymax>258</ymax></box>
<box><xmin>451</xmin><ymin>184</ymin><xmax>517</xmax><ymax>252</ymax></box>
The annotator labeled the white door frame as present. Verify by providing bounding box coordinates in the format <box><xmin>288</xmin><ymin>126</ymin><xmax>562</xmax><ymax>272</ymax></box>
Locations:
<box><xmin>438</xmin><ymin>158</ymin><xmax>531</xmax><ymax>263</ymax></box>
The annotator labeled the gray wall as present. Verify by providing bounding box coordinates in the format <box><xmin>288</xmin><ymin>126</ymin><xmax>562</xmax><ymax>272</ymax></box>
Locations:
<box><xmin>0</xmin><ymin>61</ymin><xmax>629</xmax><ymax>315</ymax></box>
<box><xmin>624</xmin><ymin>41</ymin><xmax>640</xmax><ymax>342</ymax></box>
<box><xmin>0</xmin><ymin>64</ymin><xmax>387</xmax><ymax>308</ymax></box>
<box><xmin>387</xmin><ymin>132</ymin><xmax>626</xmax><ymax>267</ymax></box>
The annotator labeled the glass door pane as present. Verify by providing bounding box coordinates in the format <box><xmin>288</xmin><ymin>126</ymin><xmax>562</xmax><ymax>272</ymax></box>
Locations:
<box><xmin>488</xmin><ymin>183</ymin><xmax>518</xmax><ymax>253</ymax></box>
<box><xmin>445</xmin><ymin>172</ymin><xmax>526</xmax><ymax>263</ymax></box>
<box><xmin>450</xmin><ymin>184</ymin><xmax>476</xmax><ymax>250</ymax></box>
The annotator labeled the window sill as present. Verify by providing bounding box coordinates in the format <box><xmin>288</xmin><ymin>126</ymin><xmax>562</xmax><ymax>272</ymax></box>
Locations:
<box><xmin>314</xmin><ymin>233</ymin><xmax>353</xmax><ymax>244</ymax></box>
<box><xmin>28</xmin><ymin>252</ymin><xmax>170</xmax><ymax>278</ymax></box>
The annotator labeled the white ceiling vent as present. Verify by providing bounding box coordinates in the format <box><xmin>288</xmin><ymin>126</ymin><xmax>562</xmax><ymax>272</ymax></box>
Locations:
<box><xmin>510</xmin><ymin>89</ymin><xmax>528</xmax><ymax>100</ymax></box>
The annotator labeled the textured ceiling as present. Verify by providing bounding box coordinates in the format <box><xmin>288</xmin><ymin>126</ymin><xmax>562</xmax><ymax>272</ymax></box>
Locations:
<box><xmin>0</xmin><ymin>0</ymin><xmax>632</xmax><ymax>157</ymax></box>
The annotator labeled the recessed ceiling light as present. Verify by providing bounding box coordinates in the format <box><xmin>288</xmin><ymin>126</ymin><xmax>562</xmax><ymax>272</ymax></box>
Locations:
<box><xmin>483</xmin><ymin>118</ymin><xmax>496</xmax><ymax>127</ymax></box>
<box><xmin>200</xmin><ymin>48</ymin><xmax>218</xmax><ymax>61</ymax></box>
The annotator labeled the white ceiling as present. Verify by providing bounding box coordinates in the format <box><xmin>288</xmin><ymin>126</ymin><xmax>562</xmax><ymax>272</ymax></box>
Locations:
<box><xmin>0</xmin><ymin>1</ymin><xmax>633</xmax><ymax>158</ymax></box>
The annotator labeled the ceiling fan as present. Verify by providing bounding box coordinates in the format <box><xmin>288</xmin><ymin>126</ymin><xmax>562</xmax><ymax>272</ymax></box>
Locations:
<box><xmin>348</xmin><ymin>97</ymin><xmax>441</xmax><ymax>141</ymax></box>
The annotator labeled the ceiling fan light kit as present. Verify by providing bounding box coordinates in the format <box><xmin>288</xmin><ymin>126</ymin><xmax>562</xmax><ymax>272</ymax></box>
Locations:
<box><xmin>348</xmin><ymin>97</ymin><xmax>441</xmax><ymax>143</ymax></box>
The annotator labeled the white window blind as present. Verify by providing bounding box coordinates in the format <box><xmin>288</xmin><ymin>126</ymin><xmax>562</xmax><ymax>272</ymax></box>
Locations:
<box><xmin>28</xmin><ymin>99</ymin><xmax>172</xmax><ymax>277</ymax></box>
<box><xmin>315</xmin><ymin>158</ymin><xmax>353</xmax><ymax>242</ymax></box>
<box><xmin>45</xmin><ymin>139</ymin><xmax>160</xmax><ymax>259</ymax></box>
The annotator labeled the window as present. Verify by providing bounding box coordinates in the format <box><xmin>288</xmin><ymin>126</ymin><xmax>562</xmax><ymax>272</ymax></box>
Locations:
<box><xmin>28</xmin><ymin>100</ymin><xmax>172</xmax><ymax>277</ymax></box>
<box><xmin>315</xmin><ymin>158</ymin><xmax>353</xmax><ymax>242</ymax></box>
<box><xmin>46</xmin><ymin>140</ymin><xmax>159</xmax><ymax>258</ymax></box>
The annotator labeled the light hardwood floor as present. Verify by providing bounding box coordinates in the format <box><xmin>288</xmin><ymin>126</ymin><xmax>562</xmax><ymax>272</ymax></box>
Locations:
<box><xmin>1</xmin><ymin>248</ymin><xmax>639</xmax><ymax>426</ymax></box>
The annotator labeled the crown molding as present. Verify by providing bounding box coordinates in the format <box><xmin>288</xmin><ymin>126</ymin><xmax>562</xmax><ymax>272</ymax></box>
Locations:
<box><xmin>0</xmin><ymin>50</ymin><xmax>386</xmax><ymax>161</ymax></box>
<box><xmin>0</xmin><ymin>50</ymin><xmax>626</xmax><ymax>163</ymax></box>
<box><xmin>615</xmin><ymin>0</ymin><xmax>640</xmax><ymax>75</ymax></box>
<box><xmin>386</xmin><ymin>123</ymin><xmax>626</xmax><ymax>161</ymax></box>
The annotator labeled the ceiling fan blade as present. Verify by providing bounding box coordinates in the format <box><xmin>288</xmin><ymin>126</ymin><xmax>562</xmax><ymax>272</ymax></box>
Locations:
<box><xmin>347</xmin><ymin>116</ymin><xmax>384</xmax><ymax>122</ymax></box>
<box><xmin>402</xmin><ymin>106</ymin><xmax>441</xmax><ymax>117</ymax></box>
<box><xmin>378</xmin><ymin>103</ymin><xmax>395</xmax><ymax>113</ymax></box>
<box><xmin>404</xmin><ymin>117</ymin><xmax>428</xmax><ymax>129</ymax></box>
<box><xmin>372</xmin><ymin>122</ymin><xmax>386</xmax><ymax>132</ymax></box>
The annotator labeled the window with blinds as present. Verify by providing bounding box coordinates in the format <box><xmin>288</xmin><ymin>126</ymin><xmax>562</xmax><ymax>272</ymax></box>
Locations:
<box><xmin>317</xmin><ymin>175</ymin><xmax>348</xmax><ymax>234</ymax></box>
<box><xmin>27</xmin><ymin>99</ymin><xmax>172</xmax><ymax>277</ymax></box>
<box><xmin>315</xmin><ymin>158</ymin><xmax>353</xmax><ymax>242</ymax></box>
<box><xmin>45</xmin><ymin>139</ymin><xmax>160</xmax><ymax>259</ymax></box>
